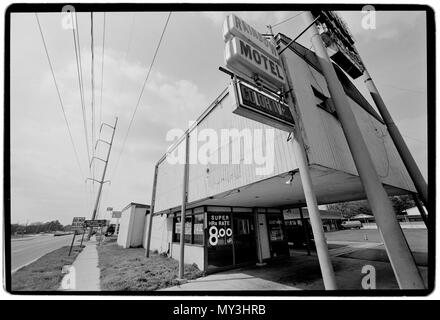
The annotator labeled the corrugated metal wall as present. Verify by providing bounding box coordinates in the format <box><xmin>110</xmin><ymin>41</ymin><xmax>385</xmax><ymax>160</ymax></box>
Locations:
<box><xmin>284</xmin><ymin>50</ymin><xmax>415</xmax><ymax>192</ymax></box>
<box><xmin>153</xmin><ymin>46</ymin><xmax>416</xmax><ymax>213</ymax></box>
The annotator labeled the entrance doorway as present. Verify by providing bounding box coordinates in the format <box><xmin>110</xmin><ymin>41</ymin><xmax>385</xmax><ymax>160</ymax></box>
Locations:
<box><xmin>207</xmin><ymin>211</ymin><xmax>257</xmax><ymax>271</ymax></box>
<box><xmin>233</xmin><ymin>213</ymin><xmax>257</xmax><ymax>264</ymax></box>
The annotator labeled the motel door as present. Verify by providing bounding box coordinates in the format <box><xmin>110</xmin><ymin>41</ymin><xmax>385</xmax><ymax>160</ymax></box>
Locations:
<box><xmin>207</xmin><ymin>213</ymin><xmax>233</xmax><ymax>269</ymax></box>
<box><xmin>207</xmin><ymin>212</ymin><xmax>257</xmax><ymax>270</ymax></box>
<box><xmin>232</xmin><ymin>213</ymin><xmax>257</xmax><ymax>264</ymax></box>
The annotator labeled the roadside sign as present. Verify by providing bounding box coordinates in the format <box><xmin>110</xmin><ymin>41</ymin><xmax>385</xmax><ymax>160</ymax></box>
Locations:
<box><xmin>84</xmin><ymin>219</ymin><xmax>107</xmax><ymax>228</ymax></box>
<box><xmin>223</xmin><ymin>14</ymin><xmax>279</xmax><ymax>60</ymax></box>
<box><xmin>71</xmin><ymin>217</ymin><xmax>85</xmax><ymax>231</ymax></box>
<box><xmin>112</xmin><ymin>211</ymin><xmax>122</xmax><ymax>219</ymax></box>
<box><xmin>230</xmin><ymin>80</ymin><xmax>295</xmax><ymax>132</ymax></box>
<box><xmin>225</xmin><ymin>36</ymin><xmax>286</xmax><ymax>88</ymax></box>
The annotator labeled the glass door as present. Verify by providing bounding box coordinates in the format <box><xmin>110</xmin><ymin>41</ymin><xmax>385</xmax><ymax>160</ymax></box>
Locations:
<box><xmin>207</xmin><ymin>212</ymin><xmax>233</xmax><ymax>269</ymax></box>
<box><xmin>266</xmin><ymin>213</ymin><xmax>289</xmax><ymax>258</ymax></box>
<box><xmin>233</xmin><ymin>213</ymin><xmax>257</xmax><ymax>264</ymax></box>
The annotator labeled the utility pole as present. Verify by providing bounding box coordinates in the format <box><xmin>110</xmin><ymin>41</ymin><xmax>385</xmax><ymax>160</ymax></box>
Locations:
<box><xmin>145</xmin><ymin>163</ymin><xmax>159</xmax><ymax>257</ymax></box>
<box><xmin>87</xmin><ymin>117</ymin><xmax>118</xmax><ymax>240</ymax></box>
<box><xmin>271</xmin><ymin>24</ymin><xmax>338</xmax><ymax>290</ymax></box>
<box><xmin>359</xmin><ymin>62</ymin><xmax>428</xmax><ymax>208</ymax></box>
<box><xmin>178</xmin><ymin>133</ymin><xmax>190</xmax><ymax>280</ymax></box>
<box><xmin>303</xmin><ymin>11</ymin><xmax>424</xmax><ymax>289</ymax></box>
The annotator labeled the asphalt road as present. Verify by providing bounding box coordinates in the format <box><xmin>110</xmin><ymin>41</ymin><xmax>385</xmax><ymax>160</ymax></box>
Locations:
<box><xmin>10</xmin><ymin>234</ymin><xmax>75</xmax><ymax>272</ymax></box>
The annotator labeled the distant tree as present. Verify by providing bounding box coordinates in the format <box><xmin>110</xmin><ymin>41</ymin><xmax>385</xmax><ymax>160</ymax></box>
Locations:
<box><xmin>327</xmin><ymin>200</ymin><xmax>371</xmax><ymax>218</ymax></box>
<box><xmin>327</xmin><ymin>194</ymin><xmax>416</xmax><ymax>218</ymax></box>
<box><xmin>390</xmin><ymin>194</ymin><xmax>416</xmax><ymax>215</ymax></box>
<box><xmin>11</xmin><ymin>224</ymin><xmax>20</xmax><ymax>235</ymax></box>
<box><xmin>12</xmin><ymin>220</ymin><xmax>66</xmax><ymax>235</ymax></box>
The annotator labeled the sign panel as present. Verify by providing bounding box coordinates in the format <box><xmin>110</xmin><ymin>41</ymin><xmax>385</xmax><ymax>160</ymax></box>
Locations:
<box><xmin>84</xmin><ymin>219</ymin><xmax>107</xmax><ymax>228</ymax></box>
<box><xmin>267</xmin><ymin>216</ymin><xmax>285</xmax><ymax>241</ymax></box>
<box><xmin>71</xmin><ymin>217</ymin><xmax>85</xmax><ymax>231</ymax></box>
<box><xmin>111</xmin><ymin>211</ymin><xmax>122</xmax><ymax>219</ymax></box>
<box><xmin>230</xmin><ymin>80</ymin><xmax>295</xmax><ymax>132</ymax></box>
<box><xmin>223</xmin><ymin>14</ymin><xmax>279</xmax><ymax>60</ymax></box>
<box><xmin>207</xmin><ymin>214</ymin><xmax>232</xmax><ymax>246</ymax></box>
<box><xmin>225</xmin><ymin>37</ymin><xmax>286</xmax><ymax>88</ymax></box>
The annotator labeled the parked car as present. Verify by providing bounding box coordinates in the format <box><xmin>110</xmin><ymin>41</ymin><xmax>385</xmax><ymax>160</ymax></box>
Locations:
<box><xmin>341</xmin><ymin>220</ymin><xmax>362</xmax><ymax>229</ymax></box>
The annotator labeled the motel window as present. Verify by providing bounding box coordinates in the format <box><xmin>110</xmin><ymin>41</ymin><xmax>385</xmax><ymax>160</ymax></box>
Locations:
<box><xmin>311</xmin><ymin>86</ymin><xmax>337</xmax><ymax>117</ymax></box>
<box><xmin>173</xmin><ymin>213</ymin><xmax>205</xmax><ymax>245</ymax></box>
<box><xmin>266</xmin><ymin>214</ymin><xmax>285</xmax><ymax>242</ymax></box>
<box><xmin>193</xmin><ymin>214</ymin><xmax>204</xmax><ymax>245</ymax></box>
<box><xmin>173</xmin><ymin>216</ymin><xmax>192</xmax><ymax>244</ymax></box>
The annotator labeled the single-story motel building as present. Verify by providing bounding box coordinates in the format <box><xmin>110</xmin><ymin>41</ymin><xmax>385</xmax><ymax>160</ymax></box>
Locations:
<box><xmin>116</xmin><ymin>34</ymin><xmax>418</xmax><ymax>274</ymax></box>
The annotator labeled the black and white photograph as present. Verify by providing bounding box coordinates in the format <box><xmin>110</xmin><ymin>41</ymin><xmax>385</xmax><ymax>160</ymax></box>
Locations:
<box><xmin>2</xmin><ymin>2</ymin><xmax>435</xmax><ymax>301</ymax></box>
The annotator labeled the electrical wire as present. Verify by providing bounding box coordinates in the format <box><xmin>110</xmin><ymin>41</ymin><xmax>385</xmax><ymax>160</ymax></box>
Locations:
<box><xmin>99</xmin><ymin>12</ymin><xmax>106</xmax><ymax>129</ymax></box>
<box><xmin>72</xmin><ymin>11</ymin><xmax>92</xmax><ymax>166</ymax></box>
<box><xmin>402</xmin><ymin>134</ymin><xmax>428</xmax><ymax>147</ymax></box>
<box><xmin>271</xmin><ymin>11</ymin><xmax>305</xmax><ymax>28</ymax></box>
<box><xmin>110</xmin><ymin>12</ymin><xmax>172</xmax><ymax>180</ymax></box>
<box><xmin>34</xmin><ymin>13</ymin><xmax>84</xmax><ymax>179</ymax></box>
<box><xmin>91</xmin><ymin>12</ymin><xmax>96</xmax><ymax>189</ymax></box>
<box><xmin>377</xmin><ymin>83</ymin><xmax>426</xmax><ymax>95</ymax></box>
<box><xmin>94</xmin><ymin>12</ymin><xmax>136</xmax><ymax>212</ymax></box>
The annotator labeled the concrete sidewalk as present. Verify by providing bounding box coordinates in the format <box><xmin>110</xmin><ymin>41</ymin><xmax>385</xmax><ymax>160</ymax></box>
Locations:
<box><xmin>161</xmin><ymin>272</ymin><xmax>300</xmax><ymax>291</ymax></box>
<box><xmin>327</xmin><ymin>241</ymin><xmax>383</xmax><ymax>257</ymax></box>
<box><xmin>161</xmin><ymin>250</ymin><xmax>428</xmax><ymax>291</ymax></box>
<box><xmin>60</xmin><ymin>239</ymin><xmax>100</xmax><ymax>291</ymax></box>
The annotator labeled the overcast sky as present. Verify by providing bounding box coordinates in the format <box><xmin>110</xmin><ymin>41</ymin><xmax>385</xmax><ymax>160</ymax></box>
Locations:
<box><xmin>10</xmin><ymin>9</ymin><xmax>427</xmax><ymax>225</ymax></box>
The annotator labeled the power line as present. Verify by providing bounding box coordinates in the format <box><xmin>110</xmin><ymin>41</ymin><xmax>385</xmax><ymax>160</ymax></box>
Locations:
<box><xmin>271</xmin><ymin>11</ymin><xmax>305</xmax><ymax>28</ymax></box>
<box><xmin>91</xmin><ymin>12</ymin><xmax>96</xmax><ymax>188</ymax></box>
<box><xmin>99</xmin><ymin>12</ymin><xmax>106</xmax><ymax>128</ymax></box>
<box><xmin>402</xmin><ymin>134</ymin><xmax>427</xmax><ymax>145</ymax></box>
<box><xmin>72</xmin><ymin>11</ymin><xmax>92</xmax><ymax>166</ymax></box>
<box><xmin>34</xmin><ymin>13</ymin><xmax>84</xmax><ymax>179</ymax></box>
<box><xmin>110</xmin><ymin>12</ymin><xmax>172</xmax><ymax>180</ymax></box>
<box><xmin>377</xmin><ymin>83</ymin><xmax>426</xmax><ymax>95</ymax></box>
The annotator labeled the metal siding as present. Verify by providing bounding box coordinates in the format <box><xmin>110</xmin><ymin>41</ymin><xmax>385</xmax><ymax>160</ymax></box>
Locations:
<box><xmin>285</xmin><ymin>49</ymin><xmax>415</xmax><ymax>192</ymax></box>
<box><xmin>155</xmin><ymin>48</ymin><xmax>416</xmax><ymax>212</ymax></box>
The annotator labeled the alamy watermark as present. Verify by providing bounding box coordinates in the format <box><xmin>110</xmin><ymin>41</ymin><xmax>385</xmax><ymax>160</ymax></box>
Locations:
<box><xmin>361</xmin><ymin>264</ymin><xmax>376</xmax><ymax>289</ymax></box>
<box><xmin>361</xmin><ymin>5</ymin><xmax>376</xmax><ymax>30</ymax></box>
<box><xmin>61</xmin><ymin>5</ymin><xmax>76</xmax><ymax>30</ymax></box>
<box><xmin>166</xmin><ymin>122</ymin><xmax>276</xmax><ymax>176</ymax></box>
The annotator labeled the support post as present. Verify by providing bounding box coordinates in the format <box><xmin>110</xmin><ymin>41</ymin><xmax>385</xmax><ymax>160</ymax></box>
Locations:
<box><xmin>145</xmin><ymin>163</ymin><xmax>159</xmax><ymax>257</ymax></box>
<box><xmin>298</xmin><ymin>207</ymin><xmax>311</xmax><ymax>256</ymax></box>
<box><xmin>87</xmin><ymin>117</ymin><xmax>118</xmax><ymax>240</ymax></box>
<box><xmin>412</xmin><ymin>194</ymin><xmax>428</xmax><ymax>227</ymax></box>
<box><xmin>277</xmin><ymin>44</ymin><xmax>338</xmax><ymax>290</ymax></box>
<box><xmin>178</xmin><ymin>133</ymin><xmax>190</xmax><ymax>279</ymax></box>
<box><xmin>303</xmin><ymin>11</ymin><xmax>424</xmax><ymax>289</ymax></box>
<box><xmin>253</xmin><ymin>208</ymin><xmax>266</xmax><ymax>266</ymax></box>
<box><xmin>80</xmin><ymin>229</ymin><xmax>85</xmax><ymax>247</ymax></box>
<box><xmin>68</xmin><ymin>231</ymin><xmax>77</xmax><ymax>256</ymax></box>
<box><xmin>361</xmin><ymin>67</ymin><xmax>428</xmax><ymax>207</ymax></box>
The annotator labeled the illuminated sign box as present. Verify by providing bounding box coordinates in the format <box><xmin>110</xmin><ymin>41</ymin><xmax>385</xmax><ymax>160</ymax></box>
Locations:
<box><xmin>225</xmin><ymin>36</ymin><xmax>286</xmax><ymax>88</ymax></box>
<box><xmin>230</xmin><ymin>80</ymin><xmax>295</xmax><ymax>132</ymax></box>
<box><xmin>223</xmin><ymin>14</ymin><xmax>279</xmax><ymax>61</ymax></box>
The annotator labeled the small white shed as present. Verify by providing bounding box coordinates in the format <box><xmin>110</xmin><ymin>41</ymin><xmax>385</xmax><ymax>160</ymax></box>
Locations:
<box><xmin>117</xmin><ymin>203</ymin><xmax>150</xmax><ymax>248</ymax></box>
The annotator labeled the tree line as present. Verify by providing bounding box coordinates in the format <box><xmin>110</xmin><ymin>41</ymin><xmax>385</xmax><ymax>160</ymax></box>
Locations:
<box><xmin>327</xmin><ymin>194</ymin><xmax>417</xmax><ymax>218</ymax></box>
<box><xmin>11</xmin><ymin>220</ymin><xmax>69</xmax><ymax>235</ymax></box>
